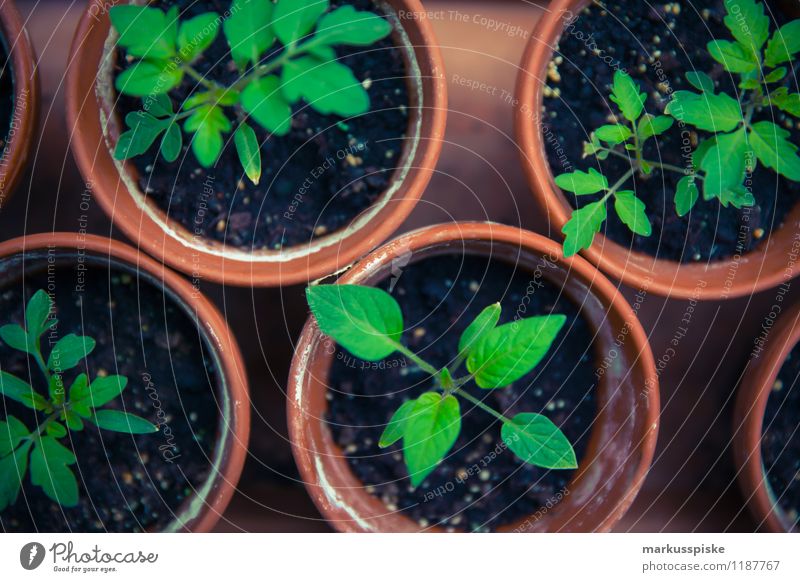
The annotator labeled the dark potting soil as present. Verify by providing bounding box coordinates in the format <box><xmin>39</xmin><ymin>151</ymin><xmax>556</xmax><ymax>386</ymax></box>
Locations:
<box><xmin>0</xmin><ymin>263</ymin><xmax>220</xmax><ymax>532</ymax></box>
<box><xmin>327</xmin><ymin>254</ymin><xmax>598</xmax><ymax>532</ymax></box>
<box><xmin>114</xmin><ymin>0</ymin><xmax>410</xmax><ymax>250</ymax></box>
<box><xmin>762</xmin><ymin>345</ymin><xmax>800</xmax><ymax>531</ymax></box>
<box><xmin>0</xmin><ymin>35</ymin><xmax>14</xmax><ymax>157</ymax></box>
<box><xmin>543</xmin><ymin>0</ymin><xmax>800</xmax><ymax>263</ymax></box>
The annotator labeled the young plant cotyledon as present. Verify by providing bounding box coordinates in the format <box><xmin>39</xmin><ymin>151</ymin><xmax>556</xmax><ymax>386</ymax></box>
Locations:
<box><xmin>110</xmin><ymin>0</ymin><xmax>392</xmax><ymax>184</ymax></box>
<box><xmin>0</xmin><ymin>290</ymin><xmax>157</xmax><ymax>510</ymax></box>
<box><xmin>556</xmin><ymin>0</ymin><xmax>800</xmax><ymax>257</ymax></box>
<box><xmin>306</xmin><ymin>284</ymin><xmax>577</xmax><ymax>488</ymax></box>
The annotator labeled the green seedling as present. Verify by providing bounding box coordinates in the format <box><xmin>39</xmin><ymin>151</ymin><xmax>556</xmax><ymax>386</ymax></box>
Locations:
<box><xmin>556</xmin><ymin>0</ymin><xmax>800</xmax><ymax>256</ymax></box>
<box><xmin>109</xmin><ymin>0</ymin><xmax>392</xmax><ymax>185</ymax></box>
<box><xmin>306</xmin><ymin>284</ymin><xmax>577</xmax><ymax>488</ymax></box>
<box><xmin>0</xmin><ymin>290</ymin><xmax>157</xmax><ymax>510</ymax></box>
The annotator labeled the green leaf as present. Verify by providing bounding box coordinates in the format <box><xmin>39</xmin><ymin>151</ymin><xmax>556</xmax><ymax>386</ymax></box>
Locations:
<box><xmin>68</xmin><ymin>373</ymin><xmax>89</xmax><ymax>402</ymax></box>
<box><xmin>466</xmin><ymin>315</ymin><xmax>566</xmax><ymax>389</ymax></box>
<box><xmin>63</xmin><ymin>409</ymin><xmax>85</xmax><ymax>431</ymax></box>
<box><xmin>665</xmin><ymin>90</ymin><xmax>742</xmax><ymax>132</ymax></box>
<box><xmin>638</xmin><ymin>114</ymin><xmax>673</xmax><ymax>141</ymax></box>
<box><xmin>457</xmin><ymin>303</ymin><xmax>501</xmax><ymax>355</ymax></box>
<box><xmin>46</xmin><ymin>422</ymin><xmax>67</xmax><ymax>439</ymax></box>
<box><xmin>693</xmin><ymin>137</ymin><xmax>716</xmax><ymax>170</ymax></box>
<box><xmin>25</xmin><ymin>290</ymin><xmax>53</xmax><ymax>339</ymax></box>
<box><xmin>562</xmin><ymin>200</ymin><xmax>607</xmax><ymax>257</ymax></box>
<box><xmin>686</xmin><ymin>71</ymin><xmax>714</xmax><ymax>93</ymax></box>
<box><xmin>0</xmin><ymin>440</ymin><xmax>31</xmax><ymax>511</ymax></box>
<box><xmin>378</xmin><ymin>399</ymin><xmax>416</xmax><ymax>448</ymax></box>
<box><xmin>177</xmin><ymin>12</ymin><xmax>220</xmax><ymax>61</ymax></box>
<box><xmin>234</xmin><ymin>122</ymin><xmax>262</xmax><ymax>185</ymax></box>
<box><xmin>501</xmin><ymin>413</ymin><xmax>577</xmax><ymax>469</ymax></box>
<box><xmin>313</xmin><ymin>5</ymin><xmax>392</xmax><ymax>46</ymax></box>
<box><xmin>224</xmin><ymin>0</ymin><xmax>275</xmax><ymax>69</ymax></box>
<box><xmin>49</xmin><ymin>374</ymin><xmax>66</xmax><ymax>405</ymax></box>
<box><xmin>609</xmin><ymin>70</ymin><xmax>646</xmax><ymax>122</ymax></box>
<box><xmin>707</xmin><ymin>39</ymin><xmax>758</xmax><ymax>73</ymax></box>
<box><xmin>146</xmin><ymin>93</ymin><xmax>173</xmax><ymax>117</ymax></box>
<box><xmin>184</xmin><ymin>105</ymin><xmax>232</xmax><ymax>167</ymax></box>
<box><xmin>554</xmin><ymin>168</ymin><xmax>608</xmax><ymax>195</ymax></box>
<box><xmin>765</xmin><ymin>21</ymin><xmax>800</xmax><ymax>67</ymax></box>
<box><xmin>403</xmin><ymin>393</ymin><xmax>460</xmax><ymax>488</ymax></box>
<box><xmin>770</xmin><ymin>87</ymin><xmax>800</xmax><ymax>118</ymax></box>
<box><xmin>80</xmin><ymin>375</ymin><xmax>128</xmax><ymax>408</ymax></box>
<box><xmin>0</xmin><ymin>323</ymin><xmax>32</xmax><ymax>353</ymax></box>
<box><xmin>90</xmin><ymin>410</ymin><xmax>158</xmax><ymax>434</ymax></box>
<box><xmin>0</xmin><ymin>416</ymin><xmax>29</xmax><ymax>456</ymax></box>
<box><xmin>109</xmin><ymin>5</ymin><xmax>176</xmax><ymax>60</ymax></box>
<box><xmin>306</xmin><ymin>285</ymin><xmax>403</xmax><ymax>361</ymax></box>
<box><xmin>675</xmin><ymin>175</ymin><xmax>700</xmax><ymax>217</ymax></box>
<box><xmin>764</xmin><ymin>67</ymin><xmax>787</xmax><ymax>84</ymax></box>
<box><xmin>30</xmin><ymin>436</ymin><xmax>78</xmax><ymax>507</ymax></box>
<box><xmin>241</xmin><ymin>75</ymin><xmax>293</xmax><ymax>135</ymax></box>
<box><xmin>273</xmin><ymin>0</ymin><xmax>329</xmax><ymax>46</ymax></box>
<box><xmin>47</xmin><ymin>334</ymin><xmax>96</xmax><ymax>371</ymax></box>
<box><xmin>0</xmin><ymin>371</ymin><xmax>43</xmax><ymax>409</ymax></box>
<box><xmin>160</xmin><ymin>122</ymin><xmax>182</xmax><ymax>162</ymax></box>
<box><xmin>700</xmin><ymin>128</ymin><xmax>751</xmax><ymax>202</ymax></box>
<box><xmin>749</xmin><ymin>121</ymin><xmax>800</xmax><ymax>181</ymax></box>
<box><xmin>115</xmin><ymin>60</ymin><xmax>183</xmax><ymax>97</ymax></box>
<box><xmin>723</xmin><ymin>0</ymin><xmax>769</xmax><ymax>53</ymax></box>
<box><xmin>719</xmin><ymin>185</ymin><xmax>756</xmax><ymax>209</ymax></box>
<box><xmin>114</xmin><ymin>112</ymin><xmax>169</xmax><ymax>160</ymax></box>
<box><xmin>594</xmin><ymin>124</ymin><xmax>632</xmax><ymax>145</ymax></box>
<box><xmin>281</xmin><ymin>57</ymin><xmax>369</xmax><ymax>116</ymax></box>
<box><xmin>614</xmin><ymin>190</ymin><xmax>652</xmax><ymax>236</ymax></box>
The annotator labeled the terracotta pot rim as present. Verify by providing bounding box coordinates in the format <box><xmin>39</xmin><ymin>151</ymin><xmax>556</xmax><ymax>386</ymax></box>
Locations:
<box><xmin>733</xmin><ymin>300</ymin><xmax>800</xmax><ymax>533</ymax></box>
<box><xmin>0</xmin><ymin>0</ymin><xmax>39</xmax><ymax>207</ymax></box>
<box><xmin>288</xmin><ymin>221</ymin><xmax>660</xmax><ymax>532</ymax></box>
<box><xmin>514</xmin><ymin>0</ymin><xmax>800</xmax><ymax>301</ymax></box>
<box><xmin>65</xmin><ymin>0</ymin><xmax>447</xmax><ymax>287</ymax></box>
<box><xmin>0</xmin><ymin>232</ymin><xmax>250</xmax><ymax>533</ymax></box>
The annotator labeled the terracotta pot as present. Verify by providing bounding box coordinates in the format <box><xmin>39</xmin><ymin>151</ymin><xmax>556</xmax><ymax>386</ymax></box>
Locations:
<box><xmin>733</xmin><ymin>299</ymin><xmax>800</xmax><ymax>533</ymax></box>
<box><xmin>515</xmin><ymin>0</ymin><xmax>800</xmax><ymax>300</ymax></box>
<box><xmin>287</xmin><ymin>222</ymin><xmax>659</xmax><ymax>532</ymax></box>
<box><xmin>65</xmin><ymin>0</ymin><xmax>446</xmax><ymax>287</ymax></box>
<box><xmin>0</xmin><ymin>0</ymin><xmax>39</xmax><ymax>209</ymax></box>
<box><xmin>0</xmin><ymin>232</ymin><xmax>250</xmax><ymax>532</ymax></box>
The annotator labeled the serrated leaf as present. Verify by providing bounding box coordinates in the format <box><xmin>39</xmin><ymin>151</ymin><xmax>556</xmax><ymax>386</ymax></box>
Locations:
<box><xmin>47</xmin><ymin>334</ymin><xmax>96</xmax><ymax>371</ymax></box>
<box><xmin>466</xmin><ymin>315</ymin><xmax>566</xmax><ymax>389</ymax></box>
<box><xmin>306</xmin><ymin>285</ymin><xmax>403</xmax><ymax>361</ymax></box>
<box><xmin>241</xmin><ymin>75</ymin><xmax>293</xmax><ymax>135</ymax></box>
<box><xmin>115</xmin><ymin>60</ymin><xmax>183</xmax><ymax>97</ymax></box>
<box><xmin>686</xmin><ymin>71</ymin><xmax>714</xmax><ymax>93</ymax></box>
<box><xmin>765</xmin><ymin>21</ymin><xmax>800</xmax><ymax>67</ymax></box>
<box><xmin>30</xmin><ymin>436</ymin><xmax>78</xmax><ymax>507</ymax></box>
<box><xmin>594</xmin><ymin>124</ymin><xmax>632</xmax><ymax>145</ymax></box>
<box><xmin>675</xmin><ymin>175</ymin><xmax>700</xmax><ymax>216</ymax></box>
<box><xmin>109</xmin><ymin>5</ymin><xmax>176</xmax><ymax>60</ymax></box>
<box><xmin>0</xmin><ymin>416</ymin><xmax>29</xmax><ymax>456</ymax></box>
<box><xmin>770</xmin><ymin>87</ymin><xmax>800</xmax><ymax>118</ymax></box>
<box><xmin>224</xmin><ymin>0</ymin><xmax>275</xmax><ymax>69</ymax></box>
<box><xmin>562</xmin><ymin>200</ymin><xmax>607</xmax><ymax>257</ymax></box>
<box><xmin>313</xmin><ymin>5</ymin><xmax>392</xmax><ymax>47</ymax></box>
<box><xmin>665</xmin><ymin>90</ymin><xmax>742</xmax><ymax>132</ymax></box>
<box><xmin>0</xmin><ymin>371</ymin><xmax>41</xmax><ymax>408</ymax></box>
<box><xmin>46</xmin><ymin>422</ymin><xmax>67</xmax><ymax>438</ymax></box>
<box><xmin>378</xmin><ymin>399</ymin><xmax>416</xmax><ymax>448</ymax></box>
<box><xmin>554</xmin><ymin>168</ymin><xmax>608</xmax><ymax>195</ymax></box>
<box><xmin>282</xmin><ymin>57</ymin><xmax>369</xmax><ymax>116</ymax></box>
<box><xmin>749</xmin><ymin>121</ymin><xmax>800</xmax><ymax>181</ymax></box>
<box><xmin>403</xmin><ymin>393</ymin><xmax>460</xmax><ymax>488</ymax></box>
<box><xmin>0</xmin><ymin>323</ymin><xmax>32</xmax><ymax>353</ymax></box>
<box><xmin>25</xmin><ymin>290</ymin><xmax>53</xmax><ymax>340</ymax></box>
<box><xmin>764</xmin><ymin>67</ymin><xmax>787</xmax><ymax>84</ymax></box>
<box><xmin>707</xmin><ymin>39</ymin><xmax>758</xmax><ymax>73</ymax></box>
<box><xmin>114</xmin><ymin>112</ymin><xmax>169</xmax><ymax>160</ymax></box>
<box><xmin>638</xmin><ymin>114</ymin><xmax>673</xmax><ymax>141</ymax></box>
<box><xmin>700</xmin><ymin>128</ymin><xmax>750</xmax><ymax>202</ymax></box>
<box><xmin>609</xmin><ymin>70</ymin><xmax>646</xmax><ymax>122</ymax></box>
<box><xmin>457</xmin><ymin>303</ymin><xmax>501</xmax><ymax>355</ymax></box>
<box><xmin>177</xmin><ymin>12</ymin><xmax>220</xmax><ymax>61</ymax></box>
<box><xmin>273</xmin><ymin>0</ymin><xmax>329</xmax><ymax>46</ymax></box>
<box><xmin>502</xmin><ymin>413</ymin><xmax>577</xmax><ymax>469</ymax></box>
<box><xmin>614</xmin><ymin>190</ymin><xmax>652</xmax><ymax>236</ymax></box>
<box><xmin>159</xmin><ymin>122</ymin><xmax>182</xmax><ymax>162</ymax></box>
<box><xmin>0</xmin><ymin>440</ymin><xmax>31</xmax><ymax>511</ymax></box>
<box><xmin>723</xmin><ymin>0</ymin><xmax>769</xmax><ymax>53</ymax></box>
<box><xmin>81</xmin><ymin>375</ymin><xmax>128</xmax><ymax>408</ymax></box>
<box><xmin>184</xmin><ymin>105</ymin><xmax>232</xmax><ymax>167</ymax></box>
<box><xmin>234</xmin><ymin>122</ymin><xmax>262</xmax><ymax>185</ymax></box>
<box><xmin>146</xmin><ymin>93</ymin><xmax>173</xmax><ymax>117</ymax></box>
<box><xmin>90</xmin><ymin>410</ymin><xmax>158</xmax><ymax>434</ymax></box>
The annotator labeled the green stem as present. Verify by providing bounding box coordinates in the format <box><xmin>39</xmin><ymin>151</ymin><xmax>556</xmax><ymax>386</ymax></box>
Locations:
<box><xmin>394</xmin><ymin>343</ymin><xmax>440</xmax><ymax>377</ymax></box>
<box><xmin>182</xmin><ymin>64</ymin><xmax>222</xmax><ymax>91</ymax></box>
<box><xmin>453</xmin><ymin>388</ymin><xmax>512</xmax><ymax>424</ymax></box>
<box><xmin>599</xmin><ymin>146</ymin><xmax>704</xmax><ymax>181</ymax></box>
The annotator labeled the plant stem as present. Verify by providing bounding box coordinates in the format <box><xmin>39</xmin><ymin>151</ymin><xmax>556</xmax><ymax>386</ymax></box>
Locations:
<box><xmin>182</xmin><ymin>64</ymin><xmax>222</xmax><ymax>92</ymax></box>
<box><xmin>394</xmin><ymin>344</ymin><xmax>440</xmax><ymax>377</ymax></box>
<box><xmin>599</xmin><ymin>146</ymin><xmax>704</xmax><ymax>181</ymax></box>
<box><xmin>453</xmin><ymin>388</ymin><xmax>512</xmax><ymax>424</ymax></box>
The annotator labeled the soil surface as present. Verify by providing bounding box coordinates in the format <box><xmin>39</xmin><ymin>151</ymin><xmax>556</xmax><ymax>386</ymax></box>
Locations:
<box><xmin>0</xmin><ymin>35</ymin><xmax>14</xmax><ymax>157</ymax></box>
<box><xmin>762</xmin><ymin>345</ymin><xmax>800</xmax><ymax>531</ymax></box>
<box><xmin>327</xmin><ymin>254</ymin><xmax>598</xmax><ymax>532</ymax></box>
<box><xmin>114</xmin><ymin>0</ymin><xmax>410</xmax><ymax>250</ymax></box>
<box><xmin>543</xmin><ymin>0</ymin><xmax>800</xmax><ymax>263</ymax></box>
<box><xmin>0</xmin><ymin>260</ymin><xmax>220</xmax><ymax>532</ymax></box>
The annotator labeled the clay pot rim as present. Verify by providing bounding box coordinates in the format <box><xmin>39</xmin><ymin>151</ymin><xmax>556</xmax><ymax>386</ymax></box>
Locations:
<box><xmin>733</xmin><ymin>300</ymin><xmax>800</xmax><ymax>533</ymax></box>
<box><xmin>0</xmin><ymin>232</ymin><xmax>250</xmax><ymax>533</ymax></box>
<box><xmin>0</xmin><ymin>0</ymin><xmax>39</xmax><ymax>205</ymax></box>
<box><xmin>514</xmin><ymin>0</ymin><xmax>797</xmax><ymax>301</ymax></box>
<box><xmin>288</xmin><ymin>221</ymin><xmax>660</xmax><ymax>532</ymax></box>
<box><xmin>65</xmin><ymin>0</ymin><xmax>447</xmax><ymax>287</ymax></box>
